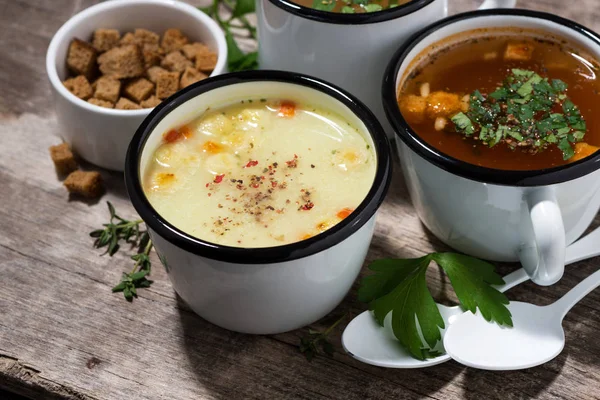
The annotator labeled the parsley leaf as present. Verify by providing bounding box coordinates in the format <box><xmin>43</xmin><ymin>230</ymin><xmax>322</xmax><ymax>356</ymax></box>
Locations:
<box><xmin>358</xmin><ymin>253</ymin><xmax>511</xmax><ymax>360</ymax></box>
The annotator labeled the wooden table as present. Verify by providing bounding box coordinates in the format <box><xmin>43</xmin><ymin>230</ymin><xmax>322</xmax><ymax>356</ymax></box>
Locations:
<box><xmin>2</xmin><ymin>1</ymin><xmax>600</xmax><ymax>399</ymax></box>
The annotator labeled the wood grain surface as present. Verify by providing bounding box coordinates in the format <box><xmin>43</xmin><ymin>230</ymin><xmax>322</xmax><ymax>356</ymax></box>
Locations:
<box><xmin>2</xmin><ymin>0</ymin><xmax>600</xmax><ymax>399</ymax></box>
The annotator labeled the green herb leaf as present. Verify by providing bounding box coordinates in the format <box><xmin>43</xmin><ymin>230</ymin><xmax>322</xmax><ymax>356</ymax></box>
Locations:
<box><xmin>232</xmin><ymin>0</ymin><xmax>255</xmax><ymax>18</ymax></box>
<box><xmin>451</xmin><ymin>112</ymin><xmax>475</xmax><ymax>135</ymax></box>
<box><xmin>341</xmin><ymin>5</ymin><xmax>355</xmax><ymax>12</ymax></box>
<box><xmin>363</xmin><ymin>3</ymin><xmax>383</xmax><ymax>11</ymax></box>
<box><xmin>558</xmin><ymin>138</ymin><xmax>575</xmax><ymax>160</ymax></box>
<box><xmin>359</xmin><ymin>252</ymin><xmax>512</xmax><ymax>360</ymax></box>
<box><xmin>313</xmin><ymin>0</ymin><xmax>336</xmax><ymax>11</ymax></box>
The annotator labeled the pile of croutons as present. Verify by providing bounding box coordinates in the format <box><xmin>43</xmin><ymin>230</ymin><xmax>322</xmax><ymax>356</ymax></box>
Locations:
<box><xmin>64</xmin><ymin>28</ymin><xmax>217</xmax><ymax>109</ymax></box>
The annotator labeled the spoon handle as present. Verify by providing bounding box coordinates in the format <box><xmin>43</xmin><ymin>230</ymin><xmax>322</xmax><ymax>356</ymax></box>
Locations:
<box><xmin>553</xmin><ymin>268</ymin><xmax>600</xmax><ymax>320</ymax></box>
<box><xmin>493</xmin><ymin>226</ymin><xmax>600</xmax><ymax>293</ymax></box>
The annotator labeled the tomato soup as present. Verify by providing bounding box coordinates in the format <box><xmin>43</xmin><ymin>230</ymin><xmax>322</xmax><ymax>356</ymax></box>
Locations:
<box><xmin>397</xmin><ymin>32</ymin><xmax>600</xmax><ymax>170</ymax></box>
<box><xmin>143</xmin><ymin>99</ymin><xmax>376</xmax><ymax>247</ymax></box>
<box><xmin>291</xmin><ymin>0</ymin><xmax>412</xmax><ymax>13</ymax></box>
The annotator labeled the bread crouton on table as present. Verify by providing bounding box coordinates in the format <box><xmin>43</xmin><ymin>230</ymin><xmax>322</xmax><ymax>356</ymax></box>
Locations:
<box><xmin>97</xmin><ymin>45</ymin><xmax>144</xmax><ymax>79</ymax></box>
<box><xmin>63</xmin><ymin>75</ymin><xmax>93</xmax><ymax>100</ymax></box>
<box><xmin>88</xmin><ymin>98</ymin><xmax>114</xmax><ymax>108</ymax></box>
<box><xmin>92</xmin><ymin>29</ymin><xmax>120</xmax><ymax>52</ymax></box>
<box><xmin>161</xmin><ymin>50</ymin><xmax>193</xmax><ymax>72</ymax></box>
<box><xmin>115</xmin><ymin>97</ymin><xmax>142</xmax><ymax>110</ymax></box>
<box><xmin>156</xmin><ymin>71</ymin><xmax>180</xmax><ymax>99</ymax></box>
<box><xmin>180</xmin><ymin>66</ymin><xmax>207</xmax><ymax>88</ymax></box>
<box><xmin>49</xmin><ymin>143</ymin><xmax>78</xmax><ymax>175</ymax></box>
<box><xmin>161</xmin><ymin>28</ymin><xmax>189</xmax><ymax>53</ymax></box>
<box><xmin>93</xmin><ymin>76</ymin><xmax>121</xmax><ymax>103</ymax></box>
<box><xmin>124</xmin><ymin>78</ymin><xmax>154</xmax><ymax>103</ymax></box>
<box><xmin>140</xmin><ymin>96</ymin><xmax>162</xmax><ymax>108</ymax></box>
<box><xmin>63</xmin><ymin>170</ymin><xmax>104</xmax><ymax>198</ymax></box>
<box><xmin>67</xmin><ymin>39</ymin><xmax>97</xmax><ymax>79</ymax></box>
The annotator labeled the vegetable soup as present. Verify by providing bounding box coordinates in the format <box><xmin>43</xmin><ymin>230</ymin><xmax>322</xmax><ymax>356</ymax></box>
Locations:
<box><xmin>292</xmin><ymin>0</ymin><xmax>413</xmax><ymax>13</ymax></box>
<box><xmin>143</xmin><ymin>99</ymin><xmax>376</xmax><ymax>248</ymax></box>
<box><xmin>397</xmin><ymin>31</ymin><xmax>600</xmax><ymax>170</ymax></box>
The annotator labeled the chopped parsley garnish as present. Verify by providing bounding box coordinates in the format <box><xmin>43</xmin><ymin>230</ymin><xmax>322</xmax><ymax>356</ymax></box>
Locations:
<box><xmin>451</xmin><ymin>69</ymin><xmax>587</xmax><ymax>160</ymax></box>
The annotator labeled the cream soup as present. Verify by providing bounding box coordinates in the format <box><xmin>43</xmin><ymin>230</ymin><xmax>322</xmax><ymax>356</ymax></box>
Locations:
<box><xmin>143</xmin><ymin>99</ymin><xmax>376</xmax><ymax>248</ymax></box>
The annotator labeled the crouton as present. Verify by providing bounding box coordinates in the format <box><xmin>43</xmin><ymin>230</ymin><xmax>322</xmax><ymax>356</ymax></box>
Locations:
<box><xmin>93</xmin><ymin>76</ymin><xmax>121</xmax><ymax>103</ymax></box>
<box><xmin>64</xmin><ymin>170</ymin><xmax>104</xmax><ymax>198</ymax></box>
<box><xmin>115</xmin><ymin>97</ymin><xmax>142</xmax><ymax>110</ymax></box>
<box><xmin>426</xmin><ymin>91</ymin><xmax>463</xmax><ymax>119</ymax></box>
<box><xmin>49</xmin><ymin>143</ymin><xmax>78</xmax><ymax>175</ymax></box>
<box><xmin>88</xmin><ymin>98</ymin><xmax>114</xmax><ymax>108</ymax></box>
<box><xmin>146</xmin><ymin>65</ymin><xmax>168</xmax><ymax>83</ymax></box>
<box><xmin>161</xmin><ymin>28</ymin><xmax>189</xmax><ymax>53</ymax></box>
<box><xmin>161</xmin><ymin>50</ymin><xmax>193</xmax><ymax>72</ymax></box>
<box><xmin>124</xmin><ymin>77</ymin><xmax>154</xmax><ymax>103</ymax></box>
<box><xmin>66</xmin><ymin>38</ymin><xmax>97</xmax><ymax>79</ymax></box>
<box><xmin>134</xmin><ymin>28</ymin><xmax>160</xmax><ymax>45</ymax></box>
<box><xmin>156</xmin><ymin>71</ymin><xmax>180</xmax><ymax>99</ymax></box>
<box><xmin>140</xmin><ymin>96</ymin><xmax>162</xmax><ymax>108</ymax></box>
<box><xmin>504</xmin><ymin>42</ymin><xmax>535</xmax><ymax>61</ymax></box>
<box><xmin>195</xmin><ymin>51</ymin><xmax>217</xmax><ymax>72</ymax></box>
<box><xmin>570</xmin><ymin>142</ymin><xmax>600</xmax><ymax>162</ymax></box>
<box><xmin>142</xmin><ymin>43</ymin><xmax>164</xmax><ymax>68</ymax></box>
<box><xmin>180</xmin><ymin>66</ymin><xmax>207</xmax><ymax>88</ymax></box>
<box><xmin>119</xmin><ymin>32</ymin><xmax>138</xmax><ymax>46</ymax></box>
<box><xmin>181</xmin><ymin>42</ymin><xmax>210</xmax><ymax>60</ymax></box>
<box><xmin>92</xmin><ymin>29</ymin><xmax>120</xmax><ymax>52</ymax></box>
<box><xmin>98</xmin><ymin>44</ymin><xmax>144</xmax><ymax>79</ymax></box>
<box><xmin>399</xmin><ymin>94</ymin><xmax>427</xmax><ymax>124</ymax></box>
<box><xmin>63</xmin><ymin>75</ymin><xmax>93</xmax><ymax>100</ymax></box>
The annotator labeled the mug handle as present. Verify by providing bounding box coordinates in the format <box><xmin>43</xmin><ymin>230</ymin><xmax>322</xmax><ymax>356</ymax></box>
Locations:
<box><xmin>478</xmin><ymin>0</ymin><xmax>517</xmax><ymax>8</ymax></box>
<box><xmin>519</xmin><ymin>188</ymin><xmax>566</xmax><ymax>286</ymax></box>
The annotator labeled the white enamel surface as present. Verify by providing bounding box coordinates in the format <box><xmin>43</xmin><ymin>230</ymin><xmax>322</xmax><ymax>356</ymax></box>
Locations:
<box><xmin>257</xmin><ymin>0</ymin><xmax>446</xmax><ymax>137</ymax></box>
<box><xmin>393</xmin><ymin>15</ymin><xmax>600</xmax><ymax>285</ymax></box>
<box><xmin>45</xmin><ymin>0</ymin><xmax>227</xmax><ymax>171</ymax></box>
<box><xmin>139</xmin><ymin>80</ymin><xmax>384</xmax><ymax>334</ymax></box>
<box><xmin>256</xmin><ymin>0</ymin><xmax>515</xmax><ymax>138</ymax></box>
<box><xmin>150</xmin><ymin>216</ymin><xmax>375</xmax><ymax>334</ymax></box>
<box><xmin>342</xmin><ymin>226</ymin><xmax>600</xmax><ymax>368</ymax></box>
<box><xmin>445</xmin><ymin>268</ymin><xmax>600</xmax><ymax>370</ymax></box>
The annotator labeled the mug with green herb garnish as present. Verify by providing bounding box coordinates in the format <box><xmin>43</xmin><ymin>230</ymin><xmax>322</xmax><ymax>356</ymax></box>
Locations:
<box><xmin>257</xmin><ymin>0</ymin><xmax>516</xmax><ymax>138</ymax></box>
<box><xmin>383</xmin><ymin>9</ymin><xmax>600</xmax><ymax>286</ymax></box>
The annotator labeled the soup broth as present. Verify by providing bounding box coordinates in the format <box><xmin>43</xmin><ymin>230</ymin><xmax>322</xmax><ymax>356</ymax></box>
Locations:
<box><xmin>143</xmin><ymin>99</ymin><xmax>376</xmax><ymax>248</ymax></box>
<box><xmin>398</xmin><ymin>32</ymin><xmax>600</xmax><ymax>170</ymax></box>
<box><xmin>292</xmin><ymin>0</ymin><xmax>412</xmax><ymax>13</ymax></box>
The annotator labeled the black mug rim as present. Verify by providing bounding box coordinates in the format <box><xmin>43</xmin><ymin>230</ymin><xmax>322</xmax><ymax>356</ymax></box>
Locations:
<box><xmin>264</xmin><ymin>0</ymin><xmax>436</xmax><ymax>25</ymax></box>
<box><xmin>382</xmin><ymin>8</ymin><xmax>600</xmax><ymax>187</ymax></box>
<box><xmin>125</xmin><ymin>70</ymin><xmax>392</xmax><ymax>264</ymax></box>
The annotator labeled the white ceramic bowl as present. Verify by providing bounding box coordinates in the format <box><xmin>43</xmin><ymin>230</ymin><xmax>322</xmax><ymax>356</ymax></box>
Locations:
<box><xmin>125</xmin><ymin>71</ymin><xmax>392</xmax><ymax>334</ymax></box>
<box><xmin>383</xmin><ymin>9</ymin><xmax>600</xmax><ymax>286</ymax></box>
<box><xmin>46</xmin><ymin>0</ymin><xmax>227</xmax><ymax>171</ymax></box>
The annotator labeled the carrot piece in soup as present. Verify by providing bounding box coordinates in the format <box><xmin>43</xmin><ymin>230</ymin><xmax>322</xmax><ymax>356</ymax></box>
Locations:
<box><xmin>337</xmin><ymin>207</ymin><xmax>354</xmax><ymax>220</ymax></box>
<box><xmin>180</xmin><ymin>125</ymin><xmax>194</xmax><ymax>139</ymax></box>
<box><xmin>163</xmin><ymin>125</ymin><xmax>193</xmax><ymax>143</ymax></box>
<box><xmin>202</xmin><ymin>140</ymin><xmax>224</xmax><ymax>154</ymax></box>
<box><xmin>570</xmin><ymin>142</ymin><xmax>600</xmax><ymax>162</ymax></box>
<box><xmin>278</xmin><ymin>101</ymin><xmax>296</xmax><ymax>118</ymax></box>
<box><xmin>300</xmin><ymin>233</ymin><xmax>312</xmax><ymax>240</ymax></box>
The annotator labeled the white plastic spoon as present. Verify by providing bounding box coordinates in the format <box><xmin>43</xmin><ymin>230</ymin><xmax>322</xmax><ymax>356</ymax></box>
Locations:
<box><xmin>444</xmin><ymin>266</ymin><xmax>600</xmax><ymax>370</ymax></box>
<box><xmin>341</xmin><ymin>226</ymin><xmax>600</xmax><ymax>368</ymax></box>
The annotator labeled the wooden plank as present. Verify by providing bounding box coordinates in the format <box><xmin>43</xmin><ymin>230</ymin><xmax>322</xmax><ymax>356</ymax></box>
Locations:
<box><xmin>2</xmin><ymin>0</ymin><xmax>600</xmax><ymax>399</ymax></box>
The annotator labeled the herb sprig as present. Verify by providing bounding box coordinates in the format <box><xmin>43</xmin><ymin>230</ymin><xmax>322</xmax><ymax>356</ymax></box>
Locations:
<box><xmin>299</xmin><ymin>313</ymin><xmax>347</xmax><ymax>361</ymax></box>
<box><xmin>358</xmin><ymin>253</ymin><xmax>512</xmax><ymax>360</ymax></box>
<box><xmin>200</xmin><ymin>0</ymin><xmax>258</xmax><ymax>72</ymax></box>
<box><xmin>451</xmin><ymin>69</ymin><xmax>586</xmax><ymax>160</ymax></box>
<box><xmin>90</xmin><ymin>202</ymin><xmax>154</xmax><ymax>301</ymax></box>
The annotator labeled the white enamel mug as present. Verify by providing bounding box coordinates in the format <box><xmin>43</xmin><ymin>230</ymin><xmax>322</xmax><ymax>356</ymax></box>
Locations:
<box><xmin>257</xmin><ymin>0</ymin><xmax>516</xmax><ymax>137</ymax></box>
<box><xmin>383</xmin><ymin>9</ymin><xmax>600</xmax><ymax>286</ymax></box>
<box><xmin>125</xmin><ymin>71</ymin><xmax>392</xmax><ymax>334</ymax></box>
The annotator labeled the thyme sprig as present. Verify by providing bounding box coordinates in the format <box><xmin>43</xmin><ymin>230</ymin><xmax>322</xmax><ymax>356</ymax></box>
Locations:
<box><xmin>90</xmin><ymin>202</ymin><xmax>154</xmax><ymax>301</ymax></box>
<box><xmin>299</xmin><ymin>313</ymin><xmax>347</xmax><ymax>361</ymax></box>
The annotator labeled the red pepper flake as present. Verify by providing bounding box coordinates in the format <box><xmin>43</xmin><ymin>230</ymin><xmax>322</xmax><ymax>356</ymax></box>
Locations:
<box><xmin>208</xmin><ymin>193</ymin><xmax>212</xmax><ymax>197</ymax></box>
<box><xmin>271</xmin><ymin>181</ymin><xmax>278</xmax><ymax>188</ymax></box>
<box><xmin>251</xmin><ymin>183</ymin><xmax>260</xmax><ymax>188</ymax></box>
<box><xmin>205</xmin><ymin>183</ymin><xmax>209</xmax><ymax>188</ymax></box>
<box><xmin>300</xmin><ymin>202</ymin><xmax>314</xmax><ymax>211</ymax></box>
<box><xmin>214</xmin><ymin>174</ymin><xmax>225</xmax><ymax>184</ymax></box>
<box><xmin>245</xmin><ymin>160</ymin><xmax>259</xmax><ymax>168</ymax></box>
